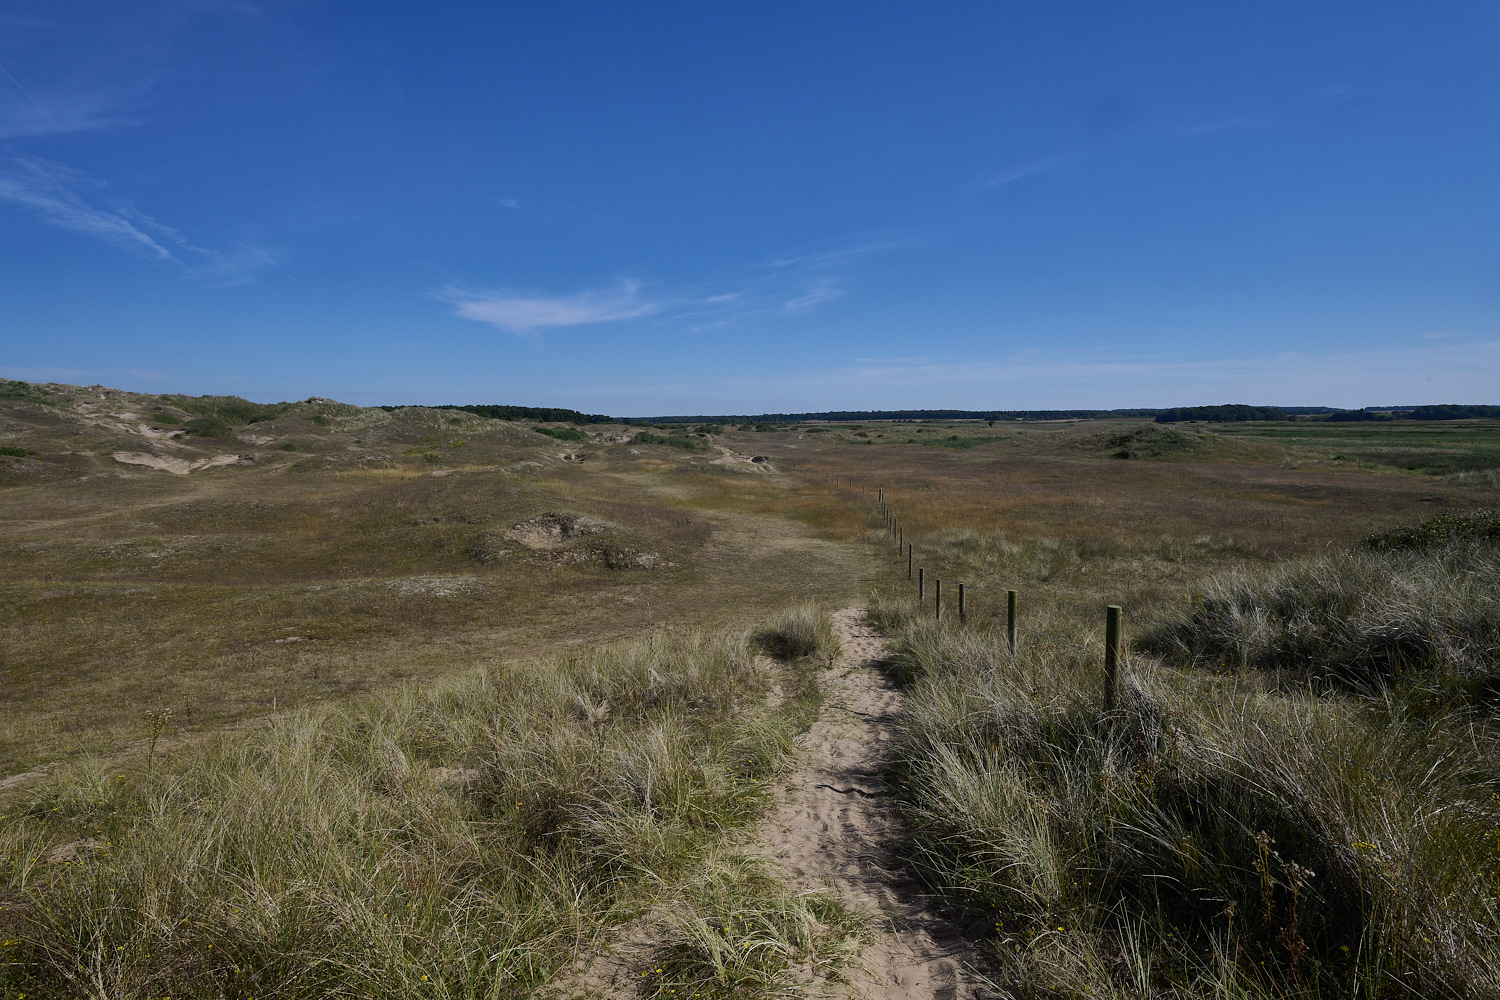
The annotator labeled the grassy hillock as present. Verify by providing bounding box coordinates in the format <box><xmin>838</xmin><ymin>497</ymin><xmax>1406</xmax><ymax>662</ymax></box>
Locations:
<box><xmin>869</xmin><ymin>585</ymin><xmax>1500</xmax><ymax>997</ymax></box>
<box><xmin>1139</xmin><ymin>509</ymin><xmax>1500</xmax><ymax>700</ymax></box>
<box><xmin>1069</xmin><ymin>423</ymin><xmax>1289</xmax><ymax>463</ymax></box>
<box><xmin>0</xmin><ymin>613</ymin><xmax>854</xmax><ymax>998</ymax></box>
<box><xmin>856</xmin><ymin>503</ymin><xmax>1500</xmax><ymax>997</ymax></box>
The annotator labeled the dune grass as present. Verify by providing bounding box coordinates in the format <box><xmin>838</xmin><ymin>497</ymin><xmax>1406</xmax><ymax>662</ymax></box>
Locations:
<box><xmin>749</xmin><ymin>603</ymin><xmax>842</xmax><ymax>664</ymax></box>
<box><xmin>1138</xmin><ymin>547</ymin><xmax>1500</xmax><ymax>697</ymax></box>
<box><xmin>641</xmin><ymin>856</ymin><xmax>864</xmax><ymax>999</ymax></box>
<box><xmin>0</xmin><ymin>614</ymin><xmax>847</xmax><ymax>999</ymax></box>
<box><xmin>865</xmin><ymin>532</ymin><xmax>1500</xmax><ymax>998</ymax></box>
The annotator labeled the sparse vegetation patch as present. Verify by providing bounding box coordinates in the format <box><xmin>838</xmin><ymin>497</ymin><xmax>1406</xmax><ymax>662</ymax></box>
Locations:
<box><xmin>634</xmin><ymin>431</ymin><xmax>709</xmax><ymax>451</ymax></box>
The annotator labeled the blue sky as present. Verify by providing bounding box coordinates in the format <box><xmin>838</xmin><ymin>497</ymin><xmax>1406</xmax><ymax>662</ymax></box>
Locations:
<box><xmin>2</xmin><ymin>1</ymin><xmax>1498</xmax><ymax>414</ymax></box>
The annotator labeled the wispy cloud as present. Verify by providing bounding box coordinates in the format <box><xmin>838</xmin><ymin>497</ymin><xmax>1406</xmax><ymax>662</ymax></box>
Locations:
<box><xmin>762</xmin><ymin>237</ymin><xmax>900</xmax><ymax>270</ymax></box>
<box><xmin>0</xmin><ymin>156</ymin><xmax>275</xmax><ymax>284</ymax></box>
<box><xmin>438</xmin><ymin>280</ymin><xmax>660</xmax><ymax>335</ymax></box>
<box><xmin>443</xmin><ymin>236</ymin><xmax>899</xmax><ymax>337</ymax></box>
<box><xmin>0</xmin><ymin>1</ymin><xmax>262</xmax><ymax>139</ymax></box>
<box><xmin>1181</xmin><ymin>118</ymin><xmax>1271</xmax><ymax>136</ymax></box>
<box><xmin>0</xmin><ymin>157</ymin><xmax>173</xmax><ymax>258</ymax></box>
<box><xmin>782</xmin><ymin>277</ymin><xmax>846</xmax><ymax>314</ymax></box>
<box><xmin>970</xmin><ymin>157</ymin><xmax>1063</xmax><ymax>190</ymax></box>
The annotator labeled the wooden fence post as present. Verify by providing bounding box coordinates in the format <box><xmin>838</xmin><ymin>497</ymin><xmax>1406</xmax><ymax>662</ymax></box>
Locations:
<box><xmin>958</xmin><ymin>583</ymin><xmax>965</xmax><ymax>623</ymax></box>
<box><xmin>935</xmin><ymin>579</ymin><xmax>942</xmax><ymax>621</ymax></box>
<box><xmin>907</xmin><ymin>544</ymin><xmax>913</xmax><ymax>579</ymax></box>
<box><xmin>1007</xmin><ymin>590</ymin><xmax>1017</xmax><ymax>654</ymax></box>
<box><xmin>1104</xmin><ymin>605</ymin><xmax>1122</xmax><ymax>712</ymax></box>
<box><xmin>918</xmin><ymin>567</ymin><xmax>924</xmax><ymax>600</ymax></box>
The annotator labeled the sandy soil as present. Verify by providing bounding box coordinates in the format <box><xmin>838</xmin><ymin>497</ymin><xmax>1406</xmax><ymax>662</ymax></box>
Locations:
<box><xmin>110</xmin><ymin>451</ymin><xmax>247</xmax><ymax>475</ymax></box>
<box><xmin>549</xmin><ymin>608</ymin><xmax>993</xmax><ymax>999</ymax></box>
<box><xmin>752</xmin><ymin>607</ymin><xmax>993</xmax><ymax>999</ymax></box>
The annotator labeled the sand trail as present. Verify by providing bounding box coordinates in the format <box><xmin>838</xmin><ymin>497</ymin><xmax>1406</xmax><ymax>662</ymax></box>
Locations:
<box><xmin>752</xmin><ymin>606</ymin><xmax>991</xmax><ymax>999</ymax></box>
<box><xmin>547</xmin><ymin>607</ymin><xmax>992</xmax><ymax>998</ymax></box>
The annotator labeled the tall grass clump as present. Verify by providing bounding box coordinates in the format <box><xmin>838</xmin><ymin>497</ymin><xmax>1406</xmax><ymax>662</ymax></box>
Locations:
<box><xmin>874</xmin><ymin>608</ymin><xmax>1500</xmax><ymax>997</ymax></box>
<box><xmin>0</xmin><ymin>628</ymin><xmax>818</xmax><ymax>998</ymax></box>
<box><xmin>749</xmin><ymin>603</ymin><xmax>840</xmax><ymax>663</ymax></box>
<box><xmin>643</xmin><ymin>856</ymin><xmax>863</xmax><ymax>999</ymax></box>
<box><xmin>1139</xmin><ymin>512</ymin><xmax>1500</xmax><ymax>698</ymax></box>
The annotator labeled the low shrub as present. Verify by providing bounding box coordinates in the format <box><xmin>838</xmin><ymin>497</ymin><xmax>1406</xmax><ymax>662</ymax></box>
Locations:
<box><xmin>1361</xmin><ymin>507</ymin><xmax>1500</xmax><ymax>552</ymax></box>
<box><xmin>634</xmin><ymin>432</ymin><xmax>707</xmax><ymax>451</ymax></box>
<box><xmin>182</xmin><ymin>415</ymin><xmax>232</xmax><ymax>437</ymax></box>
<box><xmin>0</xmin><ymin>380</ymin><xmax>53</xmax><ymax>405</ymax></box>
<box><xmin>533</xmin><ymin>425</ymin><xmax>588</xmax><ymax>442</ymax></box>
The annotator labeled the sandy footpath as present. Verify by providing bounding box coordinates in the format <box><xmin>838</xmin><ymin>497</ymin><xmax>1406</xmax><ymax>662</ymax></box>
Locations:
<box><xmin>753</xmin><ymin>607</ymin><xmax>992</xmax><ymax>999</ymax></box>
<box><xmin>549</xmin><ymin>607</ymin><xmax>993</xmax><ymax>998</ymax></box>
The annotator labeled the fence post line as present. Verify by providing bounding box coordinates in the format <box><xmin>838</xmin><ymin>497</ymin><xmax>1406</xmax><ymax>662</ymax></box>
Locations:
<box><xmin>1007</xmin><ymin>590</ymin><xmax>1017</xmax><ymax>654</ymax></box>
<box><xmin>918</xmin><ymin>567</ymin><xmax>924</xmax><ymax>600</ymax></box>
<box><xmin>958</xmin><ymin>583</ymin><xmax>965</xmax><ymax>623</ymax></box>
<box><xmin>1104</xmin><ymin>605</ymin><xmax>1122</xmax><ymax>712</ymax></box>
<box><xmin>935</xmin><ymin>579</ymin><xmax>942</xmax><ymax>621</ymax></box>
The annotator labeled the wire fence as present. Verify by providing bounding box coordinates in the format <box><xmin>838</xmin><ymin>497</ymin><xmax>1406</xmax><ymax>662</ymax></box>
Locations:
<box><xmin>795</xmin><ymin>467</ymin><xmax>1500</xmax><ymax>830</ymax></box>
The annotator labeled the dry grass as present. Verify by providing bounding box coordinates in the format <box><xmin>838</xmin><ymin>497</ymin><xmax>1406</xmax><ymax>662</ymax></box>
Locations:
<box><xmin>746</xmin><ymin>424</ymin><xmax>1500</xmax><ymax>996</ymax></box>
<box><xmin>7</xmin><ymin>383</ymin><xmax>1499</xmax><ymax>997</ymax></box>
<box><xmin>870</xmin><ymin>592</ymin><xmax>1500</xmax><ymax>998</ymax></box>
<box><xmin>0</xmin><ymin>616</ymin><xmax>855</xmax><ymax>998</ymax></box>
<box><xmin>0</xmin><ymin>394</ymin><xmax>874</xmax><ymax>774</ymax></box>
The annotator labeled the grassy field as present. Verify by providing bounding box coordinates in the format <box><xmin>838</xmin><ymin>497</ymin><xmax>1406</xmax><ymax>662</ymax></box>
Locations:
<box><xmin>4</xmin><ymin>386</ymin><xmax>1500</xmax><ymax>997</ymax></box>
<box><xmin>0</xmin><ymin>385</ymin><xmax>872</xmax><ymax>772</ymax></box>
<box><xmin>1</xmin><ymin>609</ymin><xmax>856</xmax><ymax>999</ymax></box>
<box><xmin>771</xmin><ymin>422</ymin><xmax>1500</xmax><ymax>997</ymax></box>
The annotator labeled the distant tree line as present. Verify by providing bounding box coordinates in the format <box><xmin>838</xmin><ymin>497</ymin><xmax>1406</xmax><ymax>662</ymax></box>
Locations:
<box><xmin>377</xmin><ymin>403</ymin><xmax>615</xmax><ymax>424</ymax></box>
<box><xmin>1330</xmin><ymin>404</ymin><xmax>1500</xmax><ymax>422</ymax></box>
<box><xmin>1154</xmin><ymin>404</ymin><xmax>1287</xmax><ymax>423</ymax></box>
<box><xmin>639</xmin><ymin>408</ymin><xmax>1166</xmax><ymax>424</ymax></box>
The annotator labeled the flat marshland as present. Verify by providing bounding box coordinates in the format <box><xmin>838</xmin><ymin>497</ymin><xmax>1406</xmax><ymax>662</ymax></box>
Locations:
<box><xmin>3</xmin><ymin>386</ymin><xmax>1500</xmax><ymax>998</ymax></box>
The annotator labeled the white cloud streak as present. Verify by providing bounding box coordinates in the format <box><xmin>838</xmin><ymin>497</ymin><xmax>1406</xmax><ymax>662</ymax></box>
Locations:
<box><xmin>443</xmin><ymin>237</ymin><xmax>899</xmax><ymax>337</ymax></box>
<box><xmin>0</xmin><ymin>1</ymin><xmax>263</xmax><ymax>139</ymax></box>
<box><xmin>971</xmin><ymin>157</ymin><xmax>1063</xmax><ymax>190</ymax></box>
<box><xmin>782</xmin><ymin>277</ymin><xmax>846</xmax><ymax>314</ymax></box>
<box><xmin>0</xmin><ymin>157</ymin><xmax>172</xmax><ymax>257</ymax></box>
<box><xmin>1181</xmin><ymin>118</ymin><xmax>1271</xmax><ymax>136</ymax></box>
<box><xmin>439</xmin><ymin>281</ymin><xmax>660</xmax><ymax>335</ymax></box>
<box><xmin>0</xmin><ymin>156</ymin><xmax>275</xmax><ymax>284</ymax></box>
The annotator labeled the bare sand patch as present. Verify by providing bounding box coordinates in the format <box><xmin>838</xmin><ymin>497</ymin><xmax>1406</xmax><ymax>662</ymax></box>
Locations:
<box><xmin>111</xmin><ymin>452</ymin><xmax>246</xmax><ymax>475</ymax></box>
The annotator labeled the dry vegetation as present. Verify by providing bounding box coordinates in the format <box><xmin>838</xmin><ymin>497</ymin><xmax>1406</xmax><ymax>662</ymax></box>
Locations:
<box><xmin>798</xmin><ymin>420</ymin><xmax>1500</xmax><ymax>997</ymax></box>
<box><xmin>0</xmin><ymin>384</ymin><xmax>870</xmax><ymax>772</ymax></box>
<box><xmin>1</xmin><ymin>623</ymin><xmax>853</xmax><ymax>999</ymax></box>
<box><xmin>4</xmin><ymin>385</ymin><xmax>1500</xmax><ymax>998</ymax></box>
